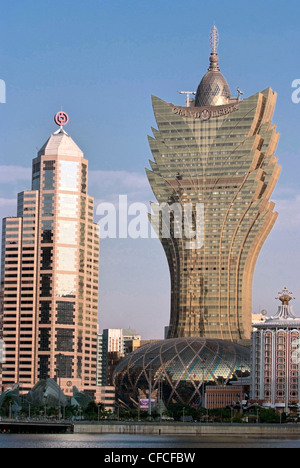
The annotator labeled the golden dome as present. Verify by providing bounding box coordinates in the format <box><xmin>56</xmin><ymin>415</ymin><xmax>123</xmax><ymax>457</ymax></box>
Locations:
<box><xmin>195</xmin><ymin>68</ymin><xmax>231</xmax><ymax>107</ymax></box>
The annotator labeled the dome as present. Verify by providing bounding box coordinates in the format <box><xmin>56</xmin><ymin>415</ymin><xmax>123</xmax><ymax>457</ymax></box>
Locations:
<box><xmin>194</xmin><ymin>26</ymin><xmax>231</xmax><ymax>107</ymax></box>
<box><xmin>113</xmin><ymin>337</ymin><xmax>250</xmax><ymax>408</ymax></box>
<box><xmin>195</xmin><ymin>68</ymin><xmax>231</xmax><ymax>107</ymax></box>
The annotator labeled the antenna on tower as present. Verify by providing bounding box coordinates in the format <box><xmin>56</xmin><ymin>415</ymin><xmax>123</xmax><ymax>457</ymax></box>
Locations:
<box><xmin>210</xmin><ymin>25</ymin><xmax>219</xmax><ymax>54</ymax></box>
<box><xmin>178</xmin><ymin>91</ymin><xmax>196</xmax><ymax>108</ymax></box>
<box><xmin>237</xmin><ymin>87</ymin><xmax>244</xmax><ymax>101</ymax></box>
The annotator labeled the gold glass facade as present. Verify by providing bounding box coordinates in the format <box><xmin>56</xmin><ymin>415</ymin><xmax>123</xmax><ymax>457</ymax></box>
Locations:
<box><xmin>147</xmin><ymin>76</ymin><xmax>280</xmax><ymax>343</ymax></box>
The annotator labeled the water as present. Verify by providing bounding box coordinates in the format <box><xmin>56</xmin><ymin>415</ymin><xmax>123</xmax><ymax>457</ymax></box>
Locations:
<box><xmin>0</xmin><ymin>433</ymin><xmax>300</xmax><ymax>448</ymax></box>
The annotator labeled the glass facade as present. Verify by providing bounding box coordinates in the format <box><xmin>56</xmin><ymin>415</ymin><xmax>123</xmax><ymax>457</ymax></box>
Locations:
<box><xmin>58</xmin><ymin>193</ymin><xmax>78</xmax><ymax>218</ymax></box>
<box><xmin>114</xmin><ymin>337</ymin><xmax>250</xmax><ymax>407</ymax></box>
<box><xmin>147</xmin><ymin>58</ymin><xmax>280</xmax><ymax>344</ymax></box>
<box><xmin>57</xmin><ymin>246</ymin><xmax>76</xmax><ymax>272</ymax></box>
<box><xmin>59</xmin><ymin>160</ymin><xmax>79</xmax><ymax>191</ymax></box>
<box><xmin>57</xmin><ymin>220</ymin><xmax>77</xmax><ymax>245</ymax></box>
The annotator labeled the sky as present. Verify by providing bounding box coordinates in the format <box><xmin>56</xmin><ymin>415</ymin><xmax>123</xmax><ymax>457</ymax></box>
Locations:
<box><xmin>1</xmin><ymin>0</ymin><xmax>300</xmax><ymax>339</ymax></box>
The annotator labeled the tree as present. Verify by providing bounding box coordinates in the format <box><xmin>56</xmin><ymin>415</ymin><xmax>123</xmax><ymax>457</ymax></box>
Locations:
<box><xmin>0</xmin><ymin>395</ymin><xmax>15</xmax><ymax>418</ymax></box>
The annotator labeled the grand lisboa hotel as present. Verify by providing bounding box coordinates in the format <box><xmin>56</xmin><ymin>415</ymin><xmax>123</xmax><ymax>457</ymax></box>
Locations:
<box><xmin>114</xmin><ymin>27</ymin><xmax>279</xmax><ymax>408</ymax></box>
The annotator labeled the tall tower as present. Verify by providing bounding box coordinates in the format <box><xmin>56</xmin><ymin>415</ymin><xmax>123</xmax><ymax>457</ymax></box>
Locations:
<box><xmin>147</xmin><ymin>27</ymin><xmax>281</xmax><ymax>344</ymax></box>
<box><xmin>0</xmin><ymin>114</ymin><xmax>99</xmax><ymax>396</ymax></box>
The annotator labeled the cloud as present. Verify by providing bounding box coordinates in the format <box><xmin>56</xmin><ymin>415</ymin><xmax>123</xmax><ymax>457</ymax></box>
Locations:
<box><xmin>0</xmin><ymin>198</ymin><xmax>17</xmax><ymax>207</ymax></box>
<box><xmin>89</xmin><ymin>170</ymin><xmax>148</xmax><ymax>191</ymax></box>
<box><xmin>0</xmin><ymin>166</ymin><xmax>31</xmax><ymax>184</ymax></box>
<box><xmin>89</xmin><ymin>170</ymin><xmax>152</xmax><ymax>207</ymax></box>
<box><xmin>274</xmin><ymin>193</ymin><xmax>300</xmax><ymax>230</ymax></box>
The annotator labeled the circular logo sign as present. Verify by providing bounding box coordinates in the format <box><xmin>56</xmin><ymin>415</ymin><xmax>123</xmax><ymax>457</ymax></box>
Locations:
<box><xmin>201</xmin><ymin>109</ymin><xmax>211</xmax><ymax>121</ymax></box>
<box><xmin>54</xmin><ymin>111</ymin><xmax>69</xmax><ymax>127</ymax></box>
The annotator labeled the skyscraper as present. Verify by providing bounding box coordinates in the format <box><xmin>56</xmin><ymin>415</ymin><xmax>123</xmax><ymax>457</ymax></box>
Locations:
<box><xmin>147</xmin><ymin>27</ymin><xmax>281</xmax><ymax>343</ymax></box>
<box><xmin>0</xmin><ymin>114</ymin><xmax>99</xmax><ymax>396</ymax></box>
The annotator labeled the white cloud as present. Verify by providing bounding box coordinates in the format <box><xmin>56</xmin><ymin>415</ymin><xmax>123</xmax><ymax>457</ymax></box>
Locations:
<box><xmin>89</xmin><ymin>170</ymin><xmax>148</xmax><ymax>191</ymax></box>
<box><xmin>274</xmin><ymin>194</ymin><xmax>300</xmax><ymax>230</ymax></box>
<box><xmin>0</xmin><ymin>166</ymin><xmax>31</xmax><ymax>183</ymax></box>
<box><xmin>0</xmin><ymin>198</ymin><xmax>17</xmax><ymax>207</ymax></box>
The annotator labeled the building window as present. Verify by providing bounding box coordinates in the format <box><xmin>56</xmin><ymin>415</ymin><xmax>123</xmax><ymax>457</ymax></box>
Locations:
<box><xmin>39</xmin><ymin>355</ymin><xmax>50</xmax><ymax>380</ymax></box>
<box><xmin>41</xmin><ymin>247</ymin><xmax>52</xmax><ymax>270</ymax></box>
<box><xmin>56</xmin><ymin>329</ymin><xmax>74</xmax><ymax>352</ymax></box>
<box><xmin>40</xmin><ymin>301</ymin><xmax>51</xmax><ymax>324</ymax></box>
<box><xmin>42</xmin><ymin>194</ymin><xmax>54</xmax><ymax>217</ymax></box>
<box><xmin>43</xmin><ymin>161</ymin><xmax>55</xmax><ymax>190</ymax></box>
<box><xmin>40</xmin><ymin>328</ymin><xmax>50</xmax><ymax>351</ymax></box>
<box><xmin>56</xmin><ymin>354</ymin><xmax>73</xmax><ymax>378</ymax></box>
<box><xmin>42</xmin><ymin>220</ymin><xmax>53</xmax><ymax>244</ymax></box>
<box><xmin>56</xmin><ymin>301</ymin><xmax>75</xmax><ymax>325</ymax></box>
<box><xmin>40</xmin><ymin>274</ymin><xmax>52</xmax><ymax>297</ymax></box>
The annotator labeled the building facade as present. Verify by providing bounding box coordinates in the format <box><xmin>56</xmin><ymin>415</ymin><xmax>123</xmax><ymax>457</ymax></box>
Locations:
<box><xmin>98</xmin><ymin>328</ymin><xmax>141</xmax><ymax>386</ymax></box>
<box><xmin>205</xmin><ymin>384</ymin><xmax>248</xmax><ymax>410</ymax></box>
<box><xmin>146</xmin><ymin>27</ymin><xmax>281</xmax><ymax>343</ymax></box>
<box><xmin>114</xmin><ymin>336</ymin><xmax>250</xmax><ymax>408</ymax></box>
<box><xmin>251</xmin><ymin>288</ymin><xmax>300</xmax><ymax>413</ymax></box>
<box><xmin>0</xmin><ymin>118</ymin><xmax>99</xmax><ymax>396</ymax></box>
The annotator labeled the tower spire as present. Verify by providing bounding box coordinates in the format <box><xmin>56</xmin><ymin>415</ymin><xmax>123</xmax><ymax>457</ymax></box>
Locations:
<box><xmin>210</xmin><ymin>25</ymin><xmax>219</xmax><ymax>54</ymax></box>
<box><xmin>208</xmin><ymin>25</ymin><xmax>220</xmax><ymax>71</ymax></box>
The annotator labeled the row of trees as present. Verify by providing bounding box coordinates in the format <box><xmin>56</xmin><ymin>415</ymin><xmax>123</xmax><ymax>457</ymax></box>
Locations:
<box><xmin>0</xmin><ymin>395</ymin><xmax>111</xmax><ymax>421</ymax></box>
<box><xmin>112</xmin><ymin>403</ymin><xmax>287</xmax><ymax>424</ymax></box>
<box><xmin>0</xmin><ymin>395</ymin><xmax>290</xmax><ymax>424</ymax></box>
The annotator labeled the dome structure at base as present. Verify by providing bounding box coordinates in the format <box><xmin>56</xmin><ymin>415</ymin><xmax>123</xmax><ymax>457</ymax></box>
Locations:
<box><xmin>113</xmin><ymin>337</ymin><xmax>250</xmax><ymax>408</ymax></box>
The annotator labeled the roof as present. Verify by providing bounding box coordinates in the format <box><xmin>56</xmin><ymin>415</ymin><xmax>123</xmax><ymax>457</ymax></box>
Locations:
<box><xmin>38</xmin><ymin>128</ymin><xmax>83</xmax><ymax>158</ymax></box>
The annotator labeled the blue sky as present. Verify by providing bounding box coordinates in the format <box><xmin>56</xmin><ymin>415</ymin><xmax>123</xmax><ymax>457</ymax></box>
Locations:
<box><xmin>1</xmin><ymin>0</ymin><xmax>300</xmax><ymax>338</ymax></box>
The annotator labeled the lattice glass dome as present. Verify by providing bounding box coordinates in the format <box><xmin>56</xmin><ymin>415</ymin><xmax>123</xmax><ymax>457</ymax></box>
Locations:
<box><xmin>114</xmin><ymin>337</ymin><xmax>250</xmax><ymax>407</ymax></box>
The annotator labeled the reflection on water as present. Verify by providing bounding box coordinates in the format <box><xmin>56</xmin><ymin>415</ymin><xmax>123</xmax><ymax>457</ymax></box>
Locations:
<box><xmin>0</xmin><ymin>433</ymin><xmax>300</xmax><ymax>448</ymax></box>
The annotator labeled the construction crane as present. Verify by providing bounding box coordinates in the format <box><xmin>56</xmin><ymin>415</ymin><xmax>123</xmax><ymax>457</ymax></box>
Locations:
<box><xmin>178</xmin><ymin>91</ymin><xmax>196</xmax><ymax>107</ymax></box>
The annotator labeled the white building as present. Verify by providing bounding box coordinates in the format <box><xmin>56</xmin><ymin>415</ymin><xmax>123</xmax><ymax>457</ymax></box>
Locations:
<box><xmin>251</xmin><ymin>288</ymin><xmax>300</xmax><ymax>414</ymax></box>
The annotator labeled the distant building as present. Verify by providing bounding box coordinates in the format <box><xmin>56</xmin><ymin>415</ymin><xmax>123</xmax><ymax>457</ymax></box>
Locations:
<box><xmin>251</xmin><ymin>288</ymin><xmax>300</xmax><ymax>414</ymax></box>
<box><xmin>122</xmin><ymin>329</ymin><xmax>141</xmax><ymax>354</ymax></box>
<box><xmin>252</xmin><ymin>313</ymin><xmax>265</xmax><ymax>324</ymax></box>
<box><xmin>95</xmin><ymin>386</ymin><xmax>115</xmax><ymax>412</ymax></box>
<box><xmin>98</xmin><ymin>328</ymin><xmax>141</xmax><ymax>386</ymax></box>
<box><xmin>96</xmin><ymin>334</ymin><xmax>103</xmax><ymax>387</ymax></box>
<box><xmin>205</xmin><ymin>385</ymin><xmax>248</xmax><ymax>410</ymax></box>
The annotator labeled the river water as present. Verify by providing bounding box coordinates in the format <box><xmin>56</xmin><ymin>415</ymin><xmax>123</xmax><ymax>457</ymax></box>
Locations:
<box><xmin>0</xmin><ymin>433</ymin><xmax>300</xmax><ymax>448</ymax></box>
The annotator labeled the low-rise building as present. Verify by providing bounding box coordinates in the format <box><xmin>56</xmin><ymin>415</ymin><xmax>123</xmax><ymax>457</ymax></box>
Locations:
<box><xmin>251</xmin><ymin>288</ymin><xmax>300</xmax><ymax>414</ymax></box>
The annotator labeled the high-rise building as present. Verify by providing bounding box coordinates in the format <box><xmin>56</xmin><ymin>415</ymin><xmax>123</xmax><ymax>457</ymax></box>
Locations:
<box><xmin>98</xmin><ymin>328</ymin><xmax>141</xmax><ymax>386</ymax></box>
<box><xmin>0</xmin><ymin>115</ymin><xmax>99</xmax><ymax>396</ymax></box>
<box><xmin>146</xmin><ymin>26</ymin><xmax>281</xmax><ymax>343</ymax></box>
<box><xmin>251</xmin><ymin>288</ymin><xmax>300</xmax><ymax>414</ymax></box>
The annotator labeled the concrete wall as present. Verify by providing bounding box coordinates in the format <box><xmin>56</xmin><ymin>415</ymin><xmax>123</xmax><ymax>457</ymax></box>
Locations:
<box><xmin>74</xmin><ymin>423</ymin><xmax>300</xmax><ymax>436</ymax></box>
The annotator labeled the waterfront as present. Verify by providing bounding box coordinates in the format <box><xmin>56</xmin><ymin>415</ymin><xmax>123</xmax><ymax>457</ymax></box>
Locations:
<box><xmin>0</xmin><ymin>433</ymin><xmax>300</xmax><ymax>448</ymax></box>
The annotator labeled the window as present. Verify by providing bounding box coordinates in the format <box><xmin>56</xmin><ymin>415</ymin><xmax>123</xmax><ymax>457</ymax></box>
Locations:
<box><xmin>56</xmin><ymin>329</ymin><xmax>74</xmax><ymax>352</ymax></box>
<box><xmin>56</xmin><ymin>301</ymin><xmax>75</xmax><ymax>325</ymax></box>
